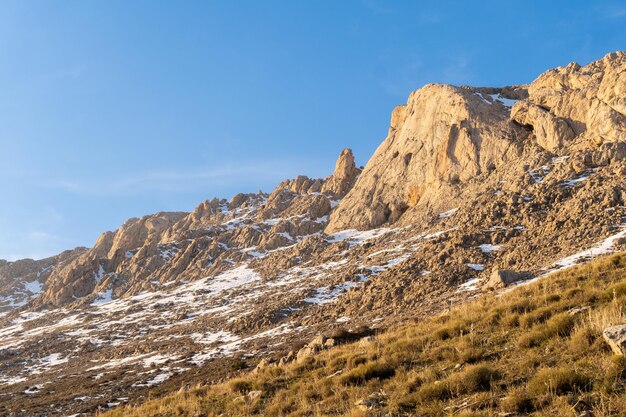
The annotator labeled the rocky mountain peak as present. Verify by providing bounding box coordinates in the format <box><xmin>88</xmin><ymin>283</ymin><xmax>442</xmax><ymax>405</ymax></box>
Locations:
<box><xmin>325</xmin><ymin>83</ymin><xmax>525</xmax><ymax>232</ymax></box>
<box><xmin>321</xmin><ymin>148</ymin><xmax>361</xmax><ymax>197</ymax></box>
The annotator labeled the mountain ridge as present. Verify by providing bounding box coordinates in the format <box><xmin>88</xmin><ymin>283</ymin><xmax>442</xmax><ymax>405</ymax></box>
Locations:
<box><xmin>1</xmin><ymin>51</ymin><xmax>625</xmax><ymax>416</ymax></box>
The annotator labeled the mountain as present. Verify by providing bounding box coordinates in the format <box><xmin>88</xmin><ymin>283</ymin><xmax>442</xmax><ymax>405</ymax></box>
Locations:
<box><xmin>102</xmin><ymin>250</ymin><xmax>626</xmax><ymax>417</ymax></box>
<box><xmin>0</xmin><ymin>51</ymin><xmax>625</xmax><ymax>416</ymax></box>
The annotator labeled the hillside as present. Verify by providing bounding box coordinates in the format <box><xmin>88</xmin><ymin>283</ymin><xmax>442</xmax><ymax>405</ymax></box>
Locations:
<box><xmin>0</xmin><ymin>52</ymin><xmax>625</xmax><ymax>415</ymax></box>
<box><xmin>102</xmin><ymin>252</ymin><xmax>626</xmax><ymax>416</ymax></box>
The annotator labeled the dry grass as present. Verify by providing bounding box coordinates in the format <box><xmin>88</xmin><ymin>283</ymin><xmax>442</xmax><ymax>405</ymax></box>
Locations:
<box><xmin>102</xmin><ymin>253</ymin><xmax>626</xmax><ymax>417</ymax></box>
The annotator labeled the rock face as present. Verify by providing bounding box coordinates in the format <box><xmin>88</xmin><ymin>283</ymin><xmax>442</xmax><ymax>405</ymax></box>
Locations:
<box><xmin>4</xmin><ymin>52</ymin><xmax>626</xmax><ymax>416</ymax></box>
<box><xmin>603</xmin><ymin>325</ymin><xmax>626</xmax><ymax>355</ymax></box>
<box><xmin>0</xmin><ymin>248</ymin><xmax>86</xmax><ymax>314</ymax></box>
<box><xmin>31</xmin><ymin>148</ymin><xmax>357</xmax><ymax>308</ymax></box>
<box><xmin>326</xmin><ymin>84</ymin><xmax>525</xmax><ymax>232</ymax></box>
<box><xmin>327</xmin><ymin>52</ymin><xmax>626</xmax><ymax>233</ymax></box>
<box><xmin>321</xmin><ymin>148</ymin><xmax>361</xmax><ymax>197</ymax></box>
<box><xmin>512</xmin><ymin>51</ymin><xmax>626</xmax><ymax>150</ymax></box>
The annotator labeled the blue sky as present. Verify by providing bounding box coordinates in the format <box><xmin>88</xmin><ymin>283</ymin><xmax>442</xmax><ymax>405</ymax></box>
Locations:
<box><xmin>1</xmin><ymin>1</ymin><xmax>625</xmax><ymax>260</ymax></box>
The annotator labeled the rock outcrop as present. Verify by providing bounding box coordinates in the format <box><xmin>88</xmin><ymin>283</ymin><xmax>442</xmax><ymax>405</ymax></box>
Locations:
<box><xmin>326</xmin><ymin>84</ymin><xmax>525</xmax><ymax>232</ymax></box>
<box><xmin>603</xmin><ymin>325</ymin><xmax>626</xmax><ymax>355</ymax></box>
<box><xmin>512</xmin><ymin>51</ymin><xmax>626</xmax><ymax>149</ymax></box>
<box><xmin>321</xmin><ymin>148</ymin><xmax>361</xmax><ymax>197</ymax></box>
<box><xmin>483</xmin><ymin>269</ymin><xmax>527</xmax><ymax>290</ymax></box>
<box><xmin>0</xmin><ymin>248</ymin><xmax>86</xmax><ymax>314</ymax></box>
<box><xmin>327</xmin><ymin>52</ymin><xmax>626</xmax><ymax>233</ymax></box>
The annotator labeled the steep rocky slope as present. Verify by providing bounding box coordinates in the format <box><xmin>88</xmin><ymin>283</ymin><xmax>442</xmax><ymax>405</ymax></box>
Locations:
<box><xmin>0</xmin><ymin>52</ymin><xmax>625</xmax><ymax>416</ymax></box>
<box><xmin>0</xmin><ymin>248</ymin><xmax>86</xmax><ymax>316</ymax></box>
<box><xmin>102</xmin><ymin>251</ymin><xmax>626</xmax><ymax>417</ymax></box>
<box><xmin>327</xmin><ymin>51</ymin><xmax>625</xmax><ymax>232</ymax></box>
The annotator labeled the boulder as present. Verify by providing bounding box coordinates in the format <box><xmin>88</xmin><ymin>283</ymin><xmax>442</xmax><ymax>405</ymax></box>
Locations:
<box><xmin>355</xmin><ymin>391</ymin><xmax>387</xmax><ymax>411</ymax></box>
<box><xmin>483</xmin><ymin>269</ymin><xmax>527</xmax><ymax>290</ymax></box>
<box><xmin>603</xmin><ymin>325</ymin><xmax>626</xmax><ymax>355</ymax></box>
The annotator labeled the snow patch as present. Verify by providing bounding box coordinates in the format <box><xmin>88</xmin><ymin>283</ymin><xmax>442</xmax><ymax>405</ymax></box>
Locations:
<box><xmin>438</xmin><ymin>208</ymin><xmax>458</xmax><ymax>218</ymax></box>
<box><xmin>479</xmin><ymin>244</ymin><xmax>502</xmax><ymax>253</ymax></box>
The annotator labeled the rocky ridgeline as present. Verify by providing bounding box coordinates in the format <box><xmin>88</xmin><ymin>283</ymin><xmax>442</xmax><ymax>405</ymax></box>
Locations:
<box><xmin>1</xmin><ymin>52</ymin><xmax>625</xmax><ymax>416</ymax></box>
<box><xmin>1</xmin><ymin>147</ymin><xmax>360</xmax><ymax>311</ymax></box>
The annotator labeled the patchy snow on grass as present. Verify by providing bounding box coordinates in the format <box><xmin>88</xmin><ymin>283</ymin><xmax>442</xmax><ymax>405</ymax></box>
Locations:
<box><xmin>422</xmin><ymin>227</ymin><xmax>458</xmax><ymax>240</ymax></box>
<box><xmin>314</xmin><ymin>215</ymin><xmax>328</xmax><ymax>224</ymax></box>
<box><xmin>190</xmin><ymin>330</ymin><xmax>240</xmax><ymax>345</ymax></box>
<box><xmin>93</xmin><ymin>264</ymin><xmax>106</xmax><ymax>283</ymax></box>
<box><xmin>368</xmin><ymin>255</ymin><xmax>410</xmax><ymax>274</ymax></box>
<box><xmin>0</xmin><ymin>375</ymin><xmax>27</xmax><ymax>386</ymax></box>
<box><xmin>475</xmin><ymin>92</ymin><xmax>491</xmax><ymax>104</ymax></box>
<box><xmin>144</xmin><ymin>370</ymin><xmax>173</xmax><ymax>386</ymax></box>
<box><xmin>160</xmin><ymin>247</ymin><xmax>179</xmax><ymax>260</ymax></box>
<box><xmin>24</xmin><ymin>385</ymin><xmax>44</xmax><ymax>394</ymax></box>
<box><xmin>547</xmin><ymin>226</ymin><xmax>626</xmax><ymax>274</ymax></box>
<box><xmin>27</xmin><ymin>353</ymin><xmax>70</xmax><ymax>375</ymax></box>
<box><xmin>206</xmin><ymin>265</ymin><xmax>260</xmax><ymax>293</ymax></box>
<box><xmin>528</xmin><ymin>171</ymin><xmax>543</xmax><ymax>183</ymax></box>
<box><xmin>87</xmin><ymin>353</ymin><xmax>154</xmax><ymax>371</ymax></box>
<box><xmin>304</xmin><ymin>275</ymin><xmax>367</xmax><ymax>305</ymax></box>
<box><xmin>552</xmin><ymin>155</ymin><xmax>570</xmax><ymax>164</ymax></box>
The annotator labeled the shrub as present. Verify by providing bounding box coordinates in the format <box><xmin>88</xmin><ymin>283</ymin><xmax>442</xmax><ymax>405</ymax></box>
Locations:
<box><xmin>503</xmin><ymin>313</ymin><xmax>520</xmax><ymax>328</ymax></box>
<box><xmin>459</xmin><ymin>346</ymin><xmax>484</xmax><ymax>364</ymax></box>
<box><xmin>433</xmin><ymin>319</ymin><xmax>468</xmax><ymax>340</ymax></box>
<box><xmin>527</xmin><ymin>368</ymin><xmax>592</xmax><ymax>395</ymax></box>
<box><xmin>339</xmin><ymin>361</ymin><xmax>395</xmax><ymax>385</ymax></box>
<box><xmin>501</xmin><ymin>388</ymin><xmax>535</xmax><ymax>413</ymax></box>
<box><xmin>230</xmin><ymin>360</ymin><xmax>248</xmax><ymax>371</ymax></box>
<box><xmin>519</xmin><ymin>307</ymin><xmax>553</xmax><ymax>329</ymax></box>
<box><xmin>569</xmin><ymin>327</ymin><xmax>595</xmax><ymax>355</ymax></box>
<box><xmin>416</xmin><ymin>381</ymin><xmax>451</xmax><ymax>402</ymax></box>
<box><xmin>519</xmin><ymin>313</ymin><xmax>577</xmax><ymax>348</ymax></box>
<box><xmin>449</xmin><ymin>364</ymin><xmax>499</xmax><ymax>394</ymax></box>
<box><xmin>602</xmin><ymin>355</ymin><xmax>626</xmax><ymax>393</ymax></box>
<box><xmin>518</xmin><ymin>328</ymin><xmax>548</xmax><ymax>348</ymax></box>
<box><xmin>507</xmin><ymin>300</ymin><xmax>536</xmax><ymax>314</ymax></box>
<box><xmin>605</xmin><ymin>281</ymin><xmax>626</xmax><ymax>299</ymax></box>
<box><xmin>546</xmin><ymin>313</ymin><xmax>576</xmax><ymax>337</ymax></box>
<box><xmin>229</xmin><ymin>378</ymin><xmax>253</xmax><ymax>394</ymax></box>
<box><xmin>545</xmin><ymin>293</ymin><xmax>561</xmax><ymax>303</ymax></box>
<box><xmin>347</xmin><ymin>355</ymin><xmax>367</xmax><ymax>368</ymax></box>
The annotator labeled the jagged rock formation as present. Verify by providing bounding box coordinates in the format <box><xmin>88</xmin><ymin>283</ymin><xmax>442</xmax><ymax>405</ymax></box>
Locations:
<box><xmin>327</xmin><ymin>51</ymin><xmax>626</xmax><ymax>233</ymax></box>
<box><xmin>30</xmin><ymin>148</ymin><xmax>361</xmax><ymax>309</ymax></box>
<box><xmin>325</xmin><ymin>84</ymin><xmax>526</xmax><ymax>232</ymax></box>
<box><xmin>513</xmin><ymin>51</ymin><xmax>626</xmax><ymax>150</ymax></box>
<box><xmin>0</xmin><ymin>248</ymin><xmax>86</xmax><ymax>315</ymax></box>
<box><xmin>1</xmin><ymin>52</ymin><xmax>626</xmax><ymax>416</ymax></box>
<box><xmin>321</xmin><ymin>148</ymin><xmax>361</xmax><ymax>197</ymax></box>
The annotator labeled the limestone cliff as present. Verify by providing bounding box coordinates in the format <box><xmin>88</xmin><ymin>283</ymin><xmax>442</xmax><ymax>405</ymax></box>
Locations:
<box><xmin>327</xmin><ymin>52</ymin><xmax>626</xmax><ymax>233</ymax></box>
<box><xmin>326</xmin><ymin>84</ymin><xmax>525</xmax><ymax>232</ymax></box>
